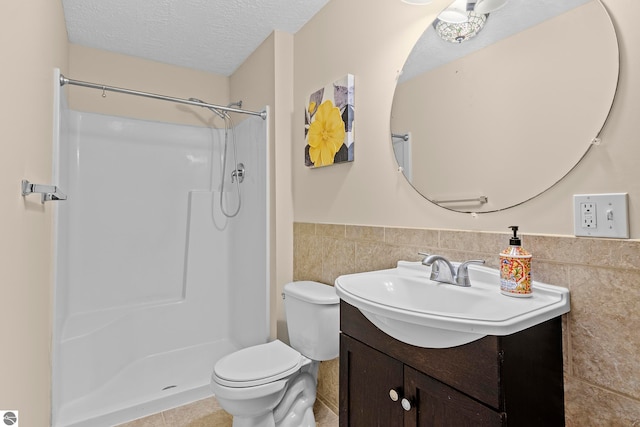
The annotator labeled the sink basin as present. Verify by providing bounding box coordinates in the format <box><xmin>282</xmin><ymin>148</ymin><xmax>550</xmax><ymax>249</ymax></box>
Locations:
<box><xmin>334</xmin><ymin>261</ymin><xmax>570</xmax><ymax>348</ymax></box>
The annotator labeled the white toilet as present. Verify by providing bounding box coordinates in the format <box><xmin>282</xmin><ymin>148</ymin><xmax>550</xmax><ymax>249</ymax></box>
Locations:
<box><xmin>210</xmin><ymin>281</ymin><xmax>340</xmax><ymax>427</ymax></box>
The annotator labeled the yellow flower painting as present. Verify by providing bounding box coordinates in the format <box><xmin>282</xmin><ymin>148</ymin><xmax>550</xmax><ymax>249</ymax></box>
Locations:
<box><xmin>304</xmin><ymin>75</ymin><xmax>354</xmax><ymax>168</ymax></box>
<box><xmin>308</xmin><ymin>100</ymin><xmax>345</xmax><ymax>167</ymax></box>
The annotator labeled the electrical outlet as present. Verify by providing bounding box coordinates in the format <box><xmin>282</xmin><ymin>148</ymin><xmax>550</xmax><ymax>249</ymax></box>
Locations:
<box><xmin>580</xmin><ymin>202</ymin><xmax>596</xmax><ymax>228</ymax></box>
<box><xmin>573</xmin><ymin>193</ymin><xmax>629</xmax><ymax>238</ymax></box>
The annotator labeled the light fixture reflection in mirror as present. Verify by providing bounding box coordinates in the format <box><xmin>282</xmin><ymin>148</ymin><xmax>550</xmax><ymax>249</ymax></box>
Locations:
<box><xmin>391</xmin><ymin>0</ymin><xmax>619</xmax><ymax>213</ymax></box>
<box><xmin>435</xmin><ymin>12</ymin><xmax>488</xmax><ymax>43</ymax></box>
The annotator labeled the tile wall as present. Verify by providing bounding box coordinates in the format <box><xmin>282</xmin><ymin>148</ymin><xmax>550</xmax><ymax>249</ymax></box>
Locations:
<box><xmin>293</xmin><ymin>222</ymin><xmax>640</xmax><ymax>425</ymax></box>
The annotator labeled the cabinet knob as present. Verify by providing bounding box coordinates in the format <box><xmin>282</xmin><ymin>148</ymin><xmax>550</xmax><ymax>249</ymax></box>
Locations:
<box><xmin>389</xmin><ymin>389</ymin><xmax>399</xmax><ymax>402</ymax></box>
<box><xmin>401</xmin><ymin>398</ymin><xmax>412</xmax><ymax>411</ymax></box>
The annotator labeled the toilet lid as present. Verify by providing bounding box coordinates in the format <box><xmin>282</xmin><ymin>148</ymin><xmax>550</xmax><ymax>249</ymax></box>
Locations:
<box><xmin>214</xmin><ymin>340</ymin><xmax>302</xmax><ymax>387</ymax></box>
<box><xmin>284</xmin><ymin>281</ymin><xmax>339</xmax><ymax>304</ymax></box>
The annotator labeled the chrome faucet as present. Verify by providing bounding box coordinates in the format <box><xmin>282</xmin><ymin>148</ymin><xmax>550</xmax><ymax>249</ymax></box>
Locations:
<box><xmin>420</xmin><ymin>254</ymin><xmax>485</xmax><ymax>287</ymax></box>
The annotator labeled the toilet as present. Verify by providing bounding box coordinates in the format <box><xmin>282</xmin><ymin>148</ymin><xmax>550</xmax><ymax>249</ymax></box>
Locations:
<box><xmin>210</xmin><ymin>281</ymin><xmax>340</xmax><ymax>427</ymax></box>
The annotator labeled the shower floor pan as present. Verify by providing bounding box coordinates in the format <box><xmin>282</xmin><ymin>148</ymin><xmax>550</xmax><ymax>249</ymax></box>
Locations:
<box><xmin>55</xmin><ymin>339</ymin><xmax>238</xmax><ymax>427</ymax></box>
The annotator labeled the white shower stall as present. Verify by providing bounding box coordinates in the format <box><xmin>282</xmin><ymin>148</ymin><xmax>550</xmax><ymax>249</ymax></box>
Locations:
<box><xmin>51</xmin><ymin>71</ymin><xmax>270</xmax><ymax>426</ymax></box>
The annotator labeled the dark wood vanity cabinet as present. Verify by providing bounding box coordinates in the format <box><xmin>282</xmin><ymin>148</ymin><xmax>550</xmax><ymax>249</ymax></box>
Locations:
<box><xmin>339</xmin><ymin>301</ymin><xmax>565</xmax><ymax>427</ymax></box>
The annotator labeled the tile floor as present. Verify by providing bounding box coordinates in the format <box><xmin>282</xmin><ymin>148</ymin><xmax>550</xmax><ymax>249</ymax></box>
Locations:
<box><xmin>118</xmin><ymin>396</ymin><xmax>338</xmax><ymax>427</ymax></box>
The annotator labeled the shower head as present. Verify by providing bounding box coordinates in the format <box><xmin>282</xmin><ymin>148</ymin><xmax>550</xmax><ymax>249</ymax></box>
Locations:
<box><xmin>188</xmin><ymin>97</ymin><xmax>227</xmax><ymax>119</ymax></box>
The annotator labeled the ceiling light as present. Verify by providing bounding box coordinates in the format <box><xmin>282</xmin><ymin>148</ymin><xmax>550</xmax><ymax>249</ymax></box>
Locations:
<box><xmin>435</xmin><ymin>11</ymin><xmax>487</xmax><ymax>43</ymax></box>
<box><xmin>474</xmin><ymin>0</ymin><xmax>508</xmax><ymax>14</ymax></box>
<box><xmin>438</xmin><ymin>0</ymin><xmax>469</xmax><ymax>23</ymax></box>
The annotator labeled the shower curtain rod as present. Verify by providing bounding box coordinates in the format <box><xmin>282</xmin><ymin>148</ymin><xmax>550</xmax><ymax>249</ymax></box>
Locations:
<box><xmin>59</xmin><ymin>74</ymin><xmax>267</xmax><ymax>120</ymax></box>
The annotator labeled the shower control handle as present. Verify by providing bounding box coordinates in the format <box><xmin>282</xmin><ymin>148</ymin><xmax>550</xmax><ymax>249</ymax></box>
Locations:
<box><xmin>231</xmin><ymin>163</ymin><xmax>245</xmax><ymax>183</ymax></box>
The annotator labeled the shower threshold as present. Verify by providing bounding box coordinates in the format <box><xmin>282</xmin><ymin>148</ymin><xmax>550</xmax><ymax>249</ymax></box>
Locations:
<box><xmin>54</xmin><ymin>339</ymin><xmax>238</xmax><ymax>427</ymax></box>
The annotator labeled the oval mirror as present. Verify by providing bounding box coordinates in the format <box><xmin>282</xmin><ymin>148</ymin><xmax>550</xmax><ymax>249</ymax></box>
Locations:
<box><xmin>391</xmin><ymin>0</ymin><xmax>619</xmax><ymax>213</ymax></box>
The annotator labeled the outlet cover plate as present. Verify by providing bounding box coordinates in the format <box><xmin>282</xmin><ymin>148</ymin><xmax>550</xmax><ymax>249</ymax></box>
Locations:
<box><xmin>573</xmin><ymin>193</ymin><xmax>629</xmax><ymax>238</ymax></box>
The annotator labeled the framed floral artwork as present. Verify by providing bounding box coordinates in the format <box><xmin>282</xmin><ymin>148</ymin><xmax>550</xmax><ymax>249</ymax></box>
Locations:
<box><xmin>304</xmin><ymin>74</ymin><xmax>354</xmax><ymax>168</ymax></box>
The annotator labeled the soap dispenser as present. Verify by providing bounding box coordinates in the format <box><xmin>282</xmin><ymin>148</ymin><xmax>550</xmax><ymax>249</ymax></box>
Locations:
<box><xmin>500</xmin><ymin>226</ymin><xmax>532</xmax><ymax>297</ymax></box>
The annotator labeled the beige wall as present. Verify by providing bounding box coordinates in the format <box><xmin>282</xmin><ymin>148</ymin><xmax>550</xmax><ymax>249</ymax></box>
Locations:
<box><xmin>0</xmin><ymin>1</ymin><xmax>69</xmax><ymax>425</ymax></box>
<box><xmin>230</xmin><ymin>31</ymin><xmax>295</xmax><ymax>340</ymax></box>
<box><xmin>270</xmin><ymin>32</ymin><xmax>295</xmax><ymax>341</ymax></box>
<box><xmin>293</xmin><ymin>0</ymin><xmax>640</xmax><ymax>238</ymax></box>
<box><xmin>68</xmin><ymin>44</ymin><xmax>230</xmax><ymax>127</ymax></box>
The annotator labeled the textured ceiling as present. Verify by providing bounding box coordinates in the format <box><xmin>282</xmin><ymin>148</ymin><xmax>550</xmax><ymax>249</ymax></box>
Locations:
<box><xmin>62</xmin><ymin>0</ymin><xmax>330</xmax><ymax>76</ymax></box>
<box><xmin>63</xmin><ymin>0</ymin><xmax>595</xmax><ymax>79</ymax></box>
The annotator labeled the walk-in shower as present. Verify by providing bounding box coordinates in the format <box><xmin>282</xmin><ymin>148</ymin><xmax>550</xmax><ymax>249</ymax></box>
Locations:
<box><xmin>51</xmin><ymin>70</ymin><xmax>270</xmax><ymax>426</ymax></box>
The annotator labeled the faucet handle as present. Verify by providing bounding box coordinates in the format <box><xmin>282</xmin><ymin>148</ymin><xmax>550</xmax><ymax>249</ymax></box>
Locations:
<box><xmin>456</xmin><ymin>260</ymin><xmax>485</xmax><ymax>286</ymax></box>
<box><xmin>418</xmin><ymin>252</ymin><xmax>430</xmax><ymax>269</ymax></box>
<box><xmin>429</xmin><ymin>260</ymin><xmax>441</xmax><ymax>281</ymax></box>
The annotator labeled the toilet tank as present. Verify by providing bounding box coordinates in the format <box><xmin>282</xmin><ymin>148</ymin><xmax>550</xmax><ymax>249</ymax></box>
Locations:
<box><xmin>283</xmin><ymin>281</ymin><xmax>340</xmax><ymax>361</ymax></box>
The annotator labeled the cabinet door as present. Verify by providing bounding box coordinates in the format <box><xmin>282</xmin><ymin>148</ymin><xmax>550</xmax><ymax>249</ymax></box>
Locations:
<box><xmin>340</xmin><ymin>334</ymin><xmax>405</xmax><ymax>427</ymax></box>
<box><xmin>404</xmin><ymin>366</ymin><xmax>505</xmax><ymax>427</ymax></box>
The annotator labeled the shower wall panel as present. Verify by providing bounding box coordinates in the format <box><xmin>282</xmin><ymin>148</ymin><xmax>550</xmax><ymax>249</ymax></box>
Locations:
<box><xmin>52</xmin><ymin>110</ymin><xmax>268</xmax><ymax>426</ymax></box>
<box><xmin>64</xmin><ymin>112</ymin><xmax>213</xmax><ymax>313</ymax></box>
<box><xmin>227</xmin><ymin>115</ymin><xmax>269</xmax><ymax>348</ymax></box>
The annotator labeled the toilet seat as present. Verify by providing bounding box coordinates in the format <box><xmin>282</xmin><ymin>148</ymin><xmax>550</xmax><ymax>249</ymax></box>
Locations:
<box><xmin>214</xmin><ymin>340</ymin><xmax>302</xmax><ymax>388</ymax></box>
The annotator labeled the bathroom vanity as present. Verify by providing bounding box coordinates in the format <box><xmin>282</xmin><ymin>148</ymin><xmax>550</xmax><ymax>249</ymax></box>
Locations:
<box><xmin>339</xmin><ymin>301</ymin><xmax>565</xmax><ymax>426</ymax></box>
